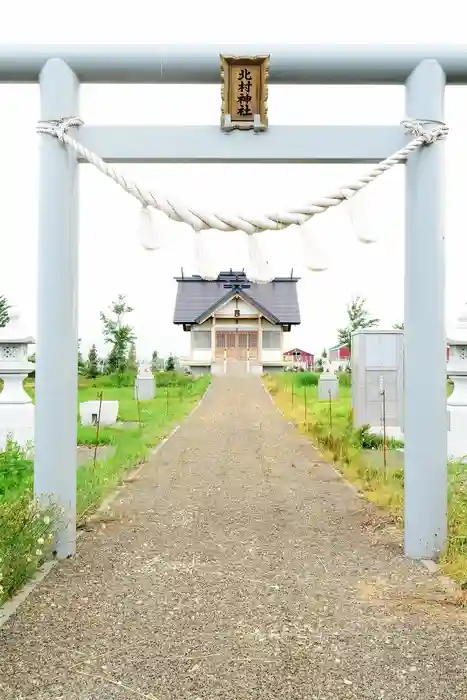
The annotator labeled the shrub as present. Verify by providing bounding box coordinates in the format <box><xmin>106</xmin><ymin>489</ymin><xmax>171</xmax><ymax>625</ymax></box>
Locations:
<box><xmin>80</xmin><ymin>372</ymin><xmax>136</xmax><ymax>389</ymax></box>
<box><xmin>0</xmin><ymin>439</ymin><xmax>33</xmax><ymax>498</ymax></box>
<box><xmin>337</xmin><ymin>372</ymin><xmax>352</xmax><ymax>388</ymax></box>
<box><xmin>352</xmin><ymin>425</ymin><xmax>404</xmax><ymax>450</ymax></box>
<box><xmin>165</xmin><ymin>354</ymin><xmax>176</xmax><ymax>371</ymax></box>
<box><xmin>0</xmin><ymin>496</ymin><xmax>57</xmax><ymax>603</ymax></box>
<box><xmin>155</xmin><ymin>371</ymin><xmax>194</xmax><ymax>388</ymax></box>
<box><xmin>0</xmin><ymin>440</ymin><xmax>59</xmax><ymax>602</ymax></box>
<box><xmin>297</xmin><ymin>372</ymin><xmax>320</xmax><ymax>387</ymax></box>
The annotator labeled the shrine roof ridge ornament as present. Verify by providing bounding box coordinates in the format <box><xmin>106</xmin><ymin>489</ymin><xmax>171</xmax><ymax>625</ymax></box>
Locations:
<box><xmin>4</xmin><ymin>44</ymin><xmax>467</xmax><ymax>83</ymax></box>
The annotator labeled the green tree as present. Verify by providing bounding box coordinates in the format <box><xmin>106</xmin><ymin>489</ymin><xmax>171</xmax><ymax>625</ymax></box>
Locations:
<box><xmin>127</xmin><ymin>342</ymin><xmax>137</xmax><ymax>372</ymax></box>
<box><xmin>315</xmin><ymin>348</ymin><xmax>328</xmax><ymax>373</ymax></box>
<box><xmin>100</xmin><ymin>295</ymin><xmax>136</xmax><ymax>374</ymax></box>
<box><xmin>393</xmin><ymin>322</ymin><xmax>404</xmax><ymax>330</ymax></box>
<box><xmin>337</xmin><ymin>296</ymin><xmax>379</xmax><ymax>354</ymax></box>
<box><xmin>86</xmin><ymin>344</ymin><xmax>99</xmax><ymax>378</ymax></box>
<box><xmin>0</xmin><ymin>295</ymin><xmax>10</xmax><ymax>327</ymax></box>
<box><xmin>151</xmin><ymin>349</ymin><xmax>159</xmax><ymax>373</ymax></box>
<box><xmin>77</xmin><ymin>338</ymin><xmax>86</xmax><ymax>373</ymax></box>
<box><xmin>165</xmin><ymin>353</ymin><xmax>176</xmax><ymax>371</ymax></box>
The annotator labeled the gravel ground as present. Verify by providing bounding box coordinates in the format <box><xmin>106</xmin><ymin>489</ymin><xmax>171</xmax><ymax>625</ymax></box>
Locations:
<box><xmin>0</xmin><ymin>376</ymin><xmax>466</xmax><ymax>699</ymax></box>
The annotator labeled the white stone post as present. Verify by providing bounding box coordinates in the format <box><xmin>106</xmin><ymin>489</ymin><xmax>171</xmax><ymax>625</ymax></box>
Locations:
<box><xmin>134</xmin><ymin>361</ymin><xmax>156</xmax><ymax>400</ymax></box>
<box><xmin>318</xmin><ymin>356</ymin><xmax>339</xmax><ymax>400</ymax></box>
<box><xmin>0</xmin><ymin>308</ymin><xmax>35</xmax><ymax>452</ymax></box>
<box><xmin>34</xmin><ymin>59</ymin><xmax>80</xmax><ymax>559</ymax></box>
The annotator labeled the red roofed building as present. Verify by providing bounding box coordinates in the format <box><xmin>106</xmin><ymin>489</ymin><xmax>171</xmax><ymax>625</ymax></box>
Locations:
<box><xmin>283</xmin><ymin>348</ymin><xmax>315</xmax><ymax>370</ymax></box>
<box><xmin>328</xmin><ymin>343</ymin><xmax>351</xmax><ymax>371</ymax></box>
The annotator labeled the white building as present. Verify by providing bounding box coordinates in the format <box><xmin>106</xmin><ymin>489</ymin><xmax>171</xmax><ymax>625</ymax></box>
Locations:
<box><xmin>173</xmin><ymin>270</ymin><xmax>301</xmax><ymax>374</ymax></box>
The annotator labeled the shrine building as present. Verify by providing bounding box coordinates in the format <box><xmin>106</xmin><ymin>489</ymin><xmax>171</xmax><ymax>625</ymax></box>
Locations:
<box><xmin>173</xmin><ymin>270</ymin><xmax>301</xmax><ymax>375</ymax></box>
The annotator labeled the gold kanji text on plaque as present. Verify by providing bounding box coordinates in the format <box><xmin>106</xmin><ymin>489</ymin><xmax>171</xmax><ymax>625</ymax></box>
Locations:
<box><xmin>220</xmin><ymin>55</ymin><xmax>269</xmax><ymax>131</ymax></box>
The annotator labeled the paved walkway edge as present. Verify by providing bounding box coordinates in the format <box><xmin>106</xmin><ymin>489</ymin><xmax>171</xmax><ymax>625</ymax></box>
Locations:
<box><xmin>0</xmin><ymin>380</ymin><xmax>213</xmax><ymax>630</ymax></box>
<box><xmin>261</xmin><ymin>380</ymin><xmax>458</xmax><ymax>584</ymax></box>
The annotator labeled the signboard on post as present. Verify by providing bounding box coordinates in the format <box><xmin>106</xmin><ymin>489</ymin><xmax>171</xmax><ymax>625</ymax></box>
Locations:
<box><xmin>220</xmin><ymin>54</ymin><xmax>269</xmax><ymax>132</ymax></box>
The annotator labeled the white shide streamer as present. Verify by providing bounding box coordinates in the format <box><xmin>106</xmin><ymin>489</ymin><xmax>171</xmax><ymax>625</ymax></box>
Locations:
<box><xmin>137</xmin><ymin>206</ymin><xmax>163</xmax><ymax>250</ymax></box>
<box><xmin>299</xmin><ymin>224</ymin><xmax>329</xmax><ymax>272</ymax></box>
<box><xmin>344</xmin><ymin>193</ymin><xmax>377</xmax><ymax>244</ymax></box>
<box><xmin>246</xmin><ymin>233</ymin><xmax>274</xmax><ymax>284</ymax></box>
<box><xmin>193</xmin><ymin>231</ymin><xmax>219</xmax><ymax>281</ymax></box>
<box><xmin>36</xmin><ymin>117</ymin><xmax>449</xmax><ymax>235</ymax></box>
<box><xmin>343</xmin><ymin>173</ymin><xmax>385</xmax><ymax>244</ymax></box>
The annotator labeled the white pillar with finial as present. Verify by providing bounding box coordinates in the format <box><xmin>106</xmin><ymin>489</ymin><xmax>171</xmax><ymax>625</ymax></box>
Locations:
<box><xmin>447</xmin><ymin>304</ymin><xmax>467</xmax><ymax>460</ymax></box>
<box><xmin>0</xmin><ymin>307</ymin><xmax>35</xmax><ymax>452</ymax></box>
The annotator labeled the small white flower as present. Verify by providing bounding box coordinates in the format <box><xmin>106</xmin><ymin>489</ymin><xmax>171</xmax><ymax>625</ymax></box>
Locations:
<box><xmin>26</xmin><ymin>556</ymin><xmax>32</xmax><ymax>563</ymax></box>
<box><xmin>37</xmin><ymin>537</ymin><xmax>45</xmax><ymax>546</ymax></box>
<box><xmin>35</xmin><ymin>549</ymin><xmax>42</xmax><ymax>557</ymax></box>
<box><xmin>43</xmin><ymin>516</ymin><xmax>50</xmax><ymax>525</ymax></box>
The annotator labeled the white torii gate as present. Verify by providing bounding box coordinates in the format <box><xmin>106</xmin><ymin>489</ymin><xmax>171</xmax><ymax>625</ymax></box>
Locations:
<box><xmin>0</xmin><ymin>44</ymin><xmax>453</xmax><ymax>561</ymax></box>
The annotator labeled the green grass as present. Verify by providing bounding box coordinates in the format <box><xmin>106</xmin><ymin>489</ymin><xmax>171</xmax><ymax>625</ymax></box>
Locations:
<box><xmin>265</xmin><ymin>372</ymin><xmax>467</xmax><ymax>584</ymax></box>
<box><xmin>0</xmin><ymin>372</ymin><xmax>210</xmax><ymax>603</ymax></box>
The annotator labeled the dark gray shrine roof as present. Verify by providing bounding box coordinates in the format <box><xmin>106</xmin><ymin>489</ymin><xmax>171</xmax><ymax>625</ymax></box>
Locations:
<box><xmin>173</xmin><ymin>270</ymin><xmax>301</xmax><ymax>325</ymax></box>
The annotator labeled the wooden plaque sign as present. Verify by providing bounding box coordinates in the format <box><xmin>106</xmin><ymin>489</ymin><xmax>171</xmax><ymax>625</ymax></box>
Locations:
<box><xmin>220</xmin><ymin>55</ymin><xmax>270</xmax><ymax>131</ymax></box>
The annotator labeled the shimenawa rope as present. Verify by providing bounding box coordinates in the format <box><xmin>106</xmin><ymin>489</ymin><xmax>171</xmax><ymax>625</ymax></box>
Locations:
<box><xmin>36</xmin><ymin>117</ymin><xmax>448</xmax><ymax>235</ymax></box>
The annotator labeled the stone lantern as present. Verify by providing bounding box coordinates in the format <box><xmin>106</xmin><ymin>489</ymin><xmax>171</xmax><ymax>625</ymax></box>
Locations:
<box><xmin>0</xmin><ymin>307</ymin><xmax>35</xmax><ymax>451</ymax></box>
<box><xmin>447</xmin><ymin>303</ymin><xmax>467</xmax><ymax>459</ymax></box>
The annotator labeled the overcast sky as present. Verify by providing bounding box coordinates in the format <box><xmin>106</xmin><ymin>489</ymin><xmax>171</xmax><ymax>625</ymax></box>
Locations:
<box><xmin>1</xmin><ymin>1</ymin><xmax>466</xmax><ymax>361</ymax></box>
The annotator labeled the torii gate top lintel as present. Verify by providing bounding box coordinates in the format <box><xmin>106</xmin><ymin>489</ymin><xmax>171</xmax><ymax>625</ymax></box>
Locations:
<box><xmin>1</xmin><ymin>44</ymin><xmax>467</xmax><ymax>83</ymax></box>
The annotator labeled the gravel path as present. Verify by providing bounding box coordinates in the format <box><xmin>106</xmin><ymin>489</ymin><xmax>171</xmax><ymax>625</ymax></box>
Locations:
<box><xmin>1</xmin><ymin>376</ymin><xmax>466</xmax><ymax>699</ymax></box>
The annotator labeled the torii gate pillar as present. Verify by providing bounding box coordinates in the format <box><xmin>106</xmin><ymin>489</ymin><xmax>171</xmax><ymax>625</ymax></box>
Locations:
<box><xmin>404</xmin><ymin>60</ymin><xmax>447</xmax><ymax>559</ymax></box>
<box><xmin>34</xmin><ymin>59</ymin><xmax>80</xmax><ymax>558</ymax></box>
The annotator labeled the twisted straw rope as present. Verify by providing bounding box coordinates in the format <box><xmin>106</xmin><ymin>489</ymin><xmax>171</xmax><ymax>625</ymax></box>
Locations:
<box><xmin>36</xmin><ymin>117</ymin><xmax>448</xmax><ymax>234</ymax></box>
